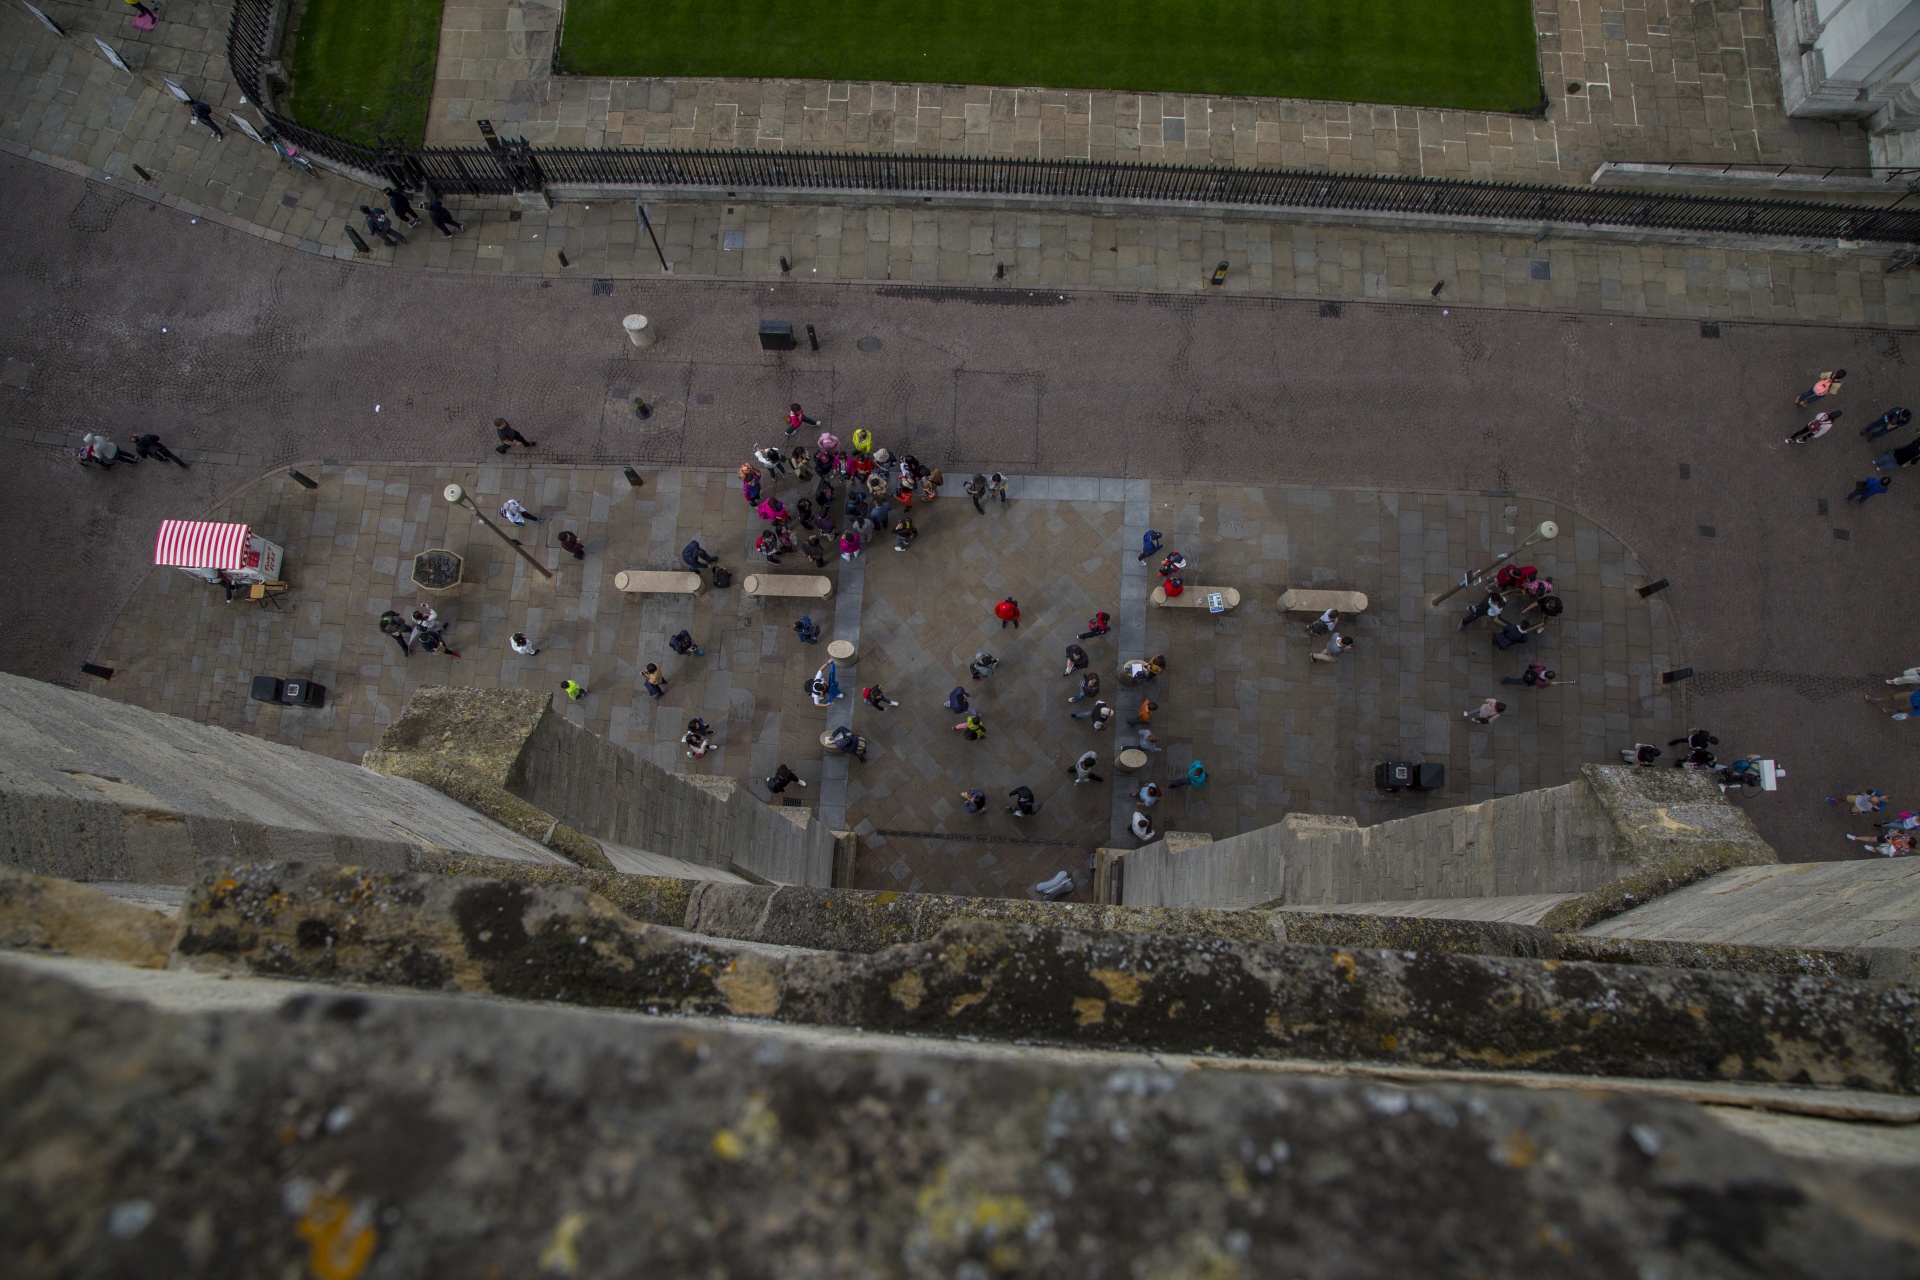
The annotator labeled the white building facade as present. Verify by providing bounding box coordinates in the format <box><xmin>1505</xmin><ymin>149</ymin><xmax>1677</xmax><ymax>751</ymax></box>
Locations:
<box><xmin>1774</xmin><ymin>0</ymin><xmax>1920</xmax><ymax>162</ymax></box>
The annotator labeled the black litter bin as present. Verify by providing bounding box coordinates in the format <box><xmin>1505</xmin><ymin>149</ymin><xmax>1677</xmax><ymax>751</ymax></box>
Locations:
<box><xmin>758</xmin><ymin>319</ymin><xmax>796</xmax><ymax>351</ymax></box>
<box><xmin>280</xmin><ymin>678</ymin><xmax>327</xmax><ymax>709</ymax></box>
<box><xmin>1375</xmin><ymin>761</ymin><xmax>1413</xmax><ymax>792</ymax></box>
<box><xmin>249</xmin><ymin>675</ymin><xmax>284</xmax><ymax>703</ymax></box>
<box><xmin>1412</xmin><ymin>763</ymin><xmax>1446</xmax><ymax>791</ymax></box>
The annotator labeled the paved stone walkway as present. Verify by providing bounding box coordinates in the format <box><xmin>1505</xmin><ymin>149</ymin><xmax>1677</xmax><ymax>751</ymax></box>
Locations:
<box><xmin>5</xmin><ymin>152</ymin><xmax>1917</xmax><ymax>870</ymax></box>
<box><xmin>2</xmin><ymin>8</ymin><xmax>1911</xmax><ymax>330</ymax></box>
<box><xmin>428</xmin><ymin>0</ymin><xmax>1866</xmax><ymax>183</ymax></box>
<box><xmin>91</xmin><ymin>462</ymin><xmax>1675</xmax><ymax>899</ymax></box>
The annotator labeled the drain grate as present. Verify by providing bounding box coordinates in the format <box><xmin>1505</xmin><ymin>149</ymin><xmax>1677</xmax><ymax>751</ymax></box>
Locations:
<box><xmin>591</xmin><ymin>279</ymin><xmax>614</xmax><ymax>296</ymax></box>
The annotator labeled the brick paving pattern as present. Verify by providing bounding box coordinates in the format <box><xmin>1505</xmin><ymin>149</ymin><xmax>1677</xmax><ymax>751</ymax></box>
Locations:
<box><xmin>431</xmin><ymin>0</ymin><xmax>1865</xmax><ymax>182</ymax></box>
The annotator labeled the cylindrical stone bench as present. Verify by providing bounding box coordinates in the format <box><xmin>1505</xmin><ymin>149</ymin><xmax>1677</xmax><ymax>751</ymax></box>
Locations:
<box><xmin>1278</xmin><ymin>588</ymin><xmax>1369</xmax><ymax>615</ymax></box>
<box><xmin>622</xmin><ymin>314</ymin><xmax>656</xmax><ymax>348</ymax></box>
<box><xmin>741</xmin><ymin>573</ymin><xmax>833</xmax><ymax>598</ymax></box>
<box><xmin>1114</xmin><ymin>748</ymin><xmax>1149</xmax><ymax>775</ymax></box>
<box><xmin>1150</xmin><ymin>585</ymin><xmax>1241</xmax><ymax>610</ymax></box>
<box><xmin>613</xmin><ymin>569</ymin><xmax>703</xmax><ymax>594</ymax></box>
<box><xmin>826</xmin><ymin>639</ymin><xmax>857</xmax><ymax>665</ymax></box>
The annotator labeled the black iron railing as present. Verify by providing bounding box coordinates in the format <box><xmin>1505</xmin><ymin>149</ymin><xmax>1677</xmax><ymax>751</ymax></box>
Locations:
<box><xmin>227</xmin><ymin>0</ymin><xmax>1920</xmax><ymax>242</ymax></box>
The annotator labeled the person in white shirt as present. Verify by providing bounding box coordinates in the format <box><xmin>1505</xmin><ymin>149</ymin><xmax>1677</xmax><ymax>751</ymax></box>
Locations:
<box><xmin>509</xmin><ymin>632</ymin><xmax>539</xmax><ymax>656</ymax></box>
<box><xmin>498</xmin><ymin>498</ymin><xmax>541</xmax><ymax>525</ymax></box>
<box><xmin>1130</xmin><ymin>810</ymin><xmax>1156</xmax><ymax>842</ymax></box>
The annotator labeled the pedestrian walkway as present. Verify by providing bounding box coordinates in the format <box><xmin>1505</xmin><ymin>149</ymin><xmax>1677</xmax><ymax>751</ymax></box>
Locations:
<box><xmin>1</xmin><ymin>2</ymin><xmax>1911</xmax><ymax>330</ymax></box>
<box><xmin>90</xmin><ymin>462</ymin><xmax>1677</xmax><ymax>900</ymax></box>
<box><xmin>429</xmin><ymin>0</ymin><xmax>1865</xmax><ymax>183</ymax></box>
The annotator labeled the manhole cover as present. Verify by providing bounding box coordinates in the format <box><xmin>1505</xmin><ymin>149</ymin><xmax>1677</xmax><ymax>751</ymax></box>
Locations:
<box><xmin>1529</xmin><ymin>260</ymin><xmax>1550</xmax><ymax>280</ymax></box>
<box><xmin>856</xmin><ymin>336</ymin><xmax>883</xmax><ymax>352</ymax></box>
<box><xmin>722</xmin><ymin>229</ymin><xmax>745</xmax><ymax>250</ymax></box>
<box><xmin>1</xmin><ymin>358</ymin><xmax>35</xmax><ymax>391</ymax></box>
<box><xmin>1162</xmin><ymin>117</ymin><xmax>1186</xmax><ymax>142</ymax></box>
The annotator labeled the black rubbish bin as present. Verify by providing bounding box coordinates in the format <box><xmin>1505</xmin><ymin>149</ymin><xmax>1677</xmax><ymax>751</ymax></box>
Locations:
<box><xmin>1412</xmin><ymin>763</ymin><xmax>1446</xmax><ymax>791</ymax></box>
<box><xmin>758</xmin><ymin>319</ymin><xmax>796</xmax><ymax>351</ymax></box>
<box><xmin>249</xmin><ymin>675</ymin><xmax>284</xmax><ymax>703</ymax></box>
<box><xmin>280</xmin><ymin>678</ymin><xmax>327</xmax><ymax>709</ymax></box>
<box><xmin>1375</xmin><ymin>761</ymin><xmax>1413</xmax><ymax>792</ymax></box>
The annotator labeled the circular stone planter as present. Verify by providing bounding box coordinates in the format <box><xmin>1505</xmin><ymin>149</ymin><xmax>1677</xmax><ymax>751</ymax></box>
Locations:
<box><xmin>412</xmin><ymin>548</ymin><xmax>464</xmax><ymax>593</ymax></box>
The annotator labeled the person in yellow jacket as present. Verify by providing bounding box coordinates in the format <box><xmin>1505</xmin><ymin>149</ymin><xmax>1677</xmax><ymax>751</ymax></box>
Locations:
<box><xmin>851</xmin><ymin>427</ymin><xmax>874</xmax><ymax>455</ymax></box>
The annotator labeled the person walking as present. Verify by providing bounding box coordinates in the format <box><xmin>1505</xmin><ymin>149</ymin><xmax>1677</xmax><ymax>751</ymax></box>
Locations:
<box><xmin>1494</xmin><ymin>619</ymin><xmax>1545</xmax><ymax>651</ymax></box>
<box><xmin>426</xmin><ymin>199</ymin><xmax>463</xmax><ymax>237</ymax></box>
<box><xmin>1072</xmin><ymin>699</ymin><xmax>1113</xmax><ymax>730</ymax></box>
<box><xmin>1828</xmin><ymin>789</ymin><xmax>1888</xmax><ymax>813</ymax></box>
<box><xmin>1464</xmin><ymin>697</ymin><xmax>1505</xmax><ymax>725</ymax></box>
<box><xmin>1458</xmin><ymin>590</ymin><xmax>1505</xmax><ymax>631</ymax></box>
<box><xmin>1168</xmin><ymin>759</ymin><xmax>1208</xmax><ymax>790</ymax></box>
<box><xmin>799</xmin><ymin>534</ymin><xmax>826</xmax><ymax>568</ymax></box>
<box><xmin>1619</xmin><ymin>743</ymin><xmax>1662</xmax><ymax>765</ymax></box>
<box><xmin>1311</xmin><ymin>634</ymin><xmax>1355</xmax><ymax>664</ymax></box>
<box><xmin>786</xmin><ymin>403</ymin><xmax>820</xmax><ymax>437</ymax></box>
<box><xmin>839</xmin><ymin>530</ymin><xmax>862</xmax><ymax>561</ymax></box>
<box><xmin>1847</xmin><ymin>476</ymin><xmax>1893</xmax><ymax>503</ymax></box>
<box><xmin>766</xmin><ymin>763</ymin><xmax>808</xmax><ymax>793</ymax></box>
<box><xmin>1670</xmin><ymin>729</ymin><xmax>1719</xmax><ymax>753</ymax></box>
<box><xmin>1071</xmin><ymin>750</ymin><xmax>1103</xmax><ymax>784</ymax></box>
<box><xmin>186</xmin><ymin>99</ymin><xmax>224</xmax><ymax>140</ymax></box>
<box><xmin>499</xmin><ymin>498</ymin><xmax>540</xmax><ymax>526</ymax></box>
<box><xmin>491</xmin><ymin>419</ymin><xmax>536</xmax><ymax>454</ymax></box>
<box><xmin>682</xmin><ymin>722</ymin><xmax>715</xmax><ymax>759</ymax></box>
<box><xmin>1862</xmin><ymin>406</ymin><xmax>1912</xmax><ymax>440</ymax></box>
<box><xmin>1130</xmin><ymin>810</ymin><xmax>1156</xmax><ymax>843</ymax></box>
<box><xmin>969</xmin><ymin>652</ymin><xmax>999</xmax><ymax>681</ymax></box>
<box><xmin>1787</xmin><ymin>411</ymin><xmax>1841</xmax><ymax>444</ymax></box>
<box><xmin>681</xmin><ymin>540</ymin><xmax>717</xmax><ymax>572</ymax></box>
<box><xmin>382</xmin><ymin>187</ymin><xmax>421</xmax><ymax>227</ymax></box>
<box><xmin>668</xmin><ymin>629</ymin><xmax>703</xmax><ymax>657</ymax></box>
<box><xmin>360</xmin><ymin>205</ymin><xmax>405</xmax><ymax>247</ymax></box>
<box><xmin>509</xmin><ymin>632</ymin><xmax>540</xmax><ymax>657</ymax></box>
<box><xmin>944</xmin><ymin>686</ymin><xmax>971</xmax><ymax>714</ymax></box>
<box><xmin>1063</xmin><ymin>644</ymin><xmax>1089</xmax><ymax>676</ymax></box>
<box><xmin>1078</xmin><ymin>611</ymin><xmax>1112</xmax><ymax>640</ymax></box>
<box><xmin>133</xmin><ymin>433</ymin><xmax>188</xmax><ymax>467</ymax></box>
<box><xmin>955</xmin><ymin>713</ymin><xmax>987</xmax><ymax>740</ymax></box>
<box><xmin>1134</xmin><ymin>727</ymin><xmax>1164</xmax><ymax>754</ymax></box>
<box><xmin>1867</xmin><ymin>690</ymin><xmax>1920</xmax><ymax>719</ymax></box>
<box><xmin>1501</xmin><ymin>663</ymin><xmax>1561</xmax><ymax>688</ymax></box>
<box><xmin>862</xmin><ymin>684</ymin><xmax>899</xmax><ymax>711</ymax></box>
<box><xmin>793</xmin><ymin>616</ymin><xmax>821</xmax><ymax>645</ymax></box>
<box><xmin>892</xmin><ymin>514</ymin><xmax>918</xmax><ymax>551</ymax></box>
<box><xmin>557</xmin><ymin>531</ymin><xmax>586</xmax><ymax>560</ymax></box>
<box><xmin>753</xmin><ymin>444</ymin><xmax>787</xmax><ymax>477</ymax></box>
<box><xmin>1135</xmin><ymin>781</ymin><xmax>1161</xmax><ymax>808</ymax></box>
<box><xmin>79</xmin><ymin>433</ymin><xmax>128</xmax><ymax>467</ymax></box>
<box><xmin>642</xmin><ymin>663</ymin><xmax>667</xmax><ymax>699</ymax></box>
<box><xmin>1068</xmin><ymin>671</ymin><xmax>1100</xmax><ymax>704</ymax></box>
<box><xmin>1871</xmin><ymin>438</ymin><xmax>1920</xmax><ymax>471</ymax></box>
<box><xmin>1127</xmin><ymin>698</ymin><xmax>1157</xmax><ymax>727</ymax></box>
<box><xmin>1795</xmin><ymin>368</ymin><xmax>1845</xmax><ymax>408</ymax></box>
<box><xmin>1006</xmin><ymin>785</ymin><xmax>1040</xmax><ymax>817</ymax></box>
<box><xmin>414</xmin><ymin>629</ymin><xmax>460</xmax><ymax>657</ymax></box>
<box><xmin>850</xmin><ymin>428</ymin><xmax>874</xmax><ymax>456</ymax></box>
<box><xmin>561</xmin><ymin>679</ymin><xmax>586</xmax><ymax>701</ymax></box>
<box><xmin>827</xmin><ymin>726</ymin><xmax>867</xmax><ymax>761</ymax></box>
<box><xmin>960</xmin><ymin>788</ymin><xmax>986</xmax><ymax>814</ymax></box>
<box><xmin>1885</xmin><ymin>666</ymin><xmax>1920</xmax><ymax>686</ymax></box>
<box><xmin>379</xmin><ymin>610</ymin><xmax>412</xmax><ymax>657</ymax></box>
<box><xmin>988</xmin><ymin>473</ymin><xmax>1008</xmax><ymax>505</ymax></box>
<box><xmin>965</xmin><ymin>473</ymin><xmax>987</xmax><ymax>513</ymax></box>
<box><xmin>1137</xmin><ymin>529</ymin><xmax>1163</xmax><ymax>564</ymax></box>
<box><xmin>755</xmin><ymin>530</ymin><xmax>785</xmax><ymax>564</ymax></box>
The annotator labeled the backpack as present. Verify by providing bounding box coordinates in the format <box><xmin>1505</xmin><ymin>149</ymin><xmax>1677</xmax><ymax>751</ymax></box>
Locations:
<box><xmin>711</xmin><ymin>565</ymin><xmax>732</xmax><ymax>588</ymax></box>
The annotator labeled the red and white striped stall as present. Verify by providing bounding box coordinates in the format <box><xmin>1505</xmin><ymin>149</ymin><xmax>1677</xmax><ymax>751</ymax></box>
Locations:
<box><xmin>153</xmin><ymin>520</ymin><xmax>284</xmax><ymax>585</ymax></box>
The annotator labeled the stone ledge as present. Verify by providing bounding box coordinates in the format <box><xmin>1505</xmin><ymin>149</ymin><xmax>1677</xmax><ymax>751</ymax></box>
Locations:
<box><xmin>176</xmin><ymin>864</ymin><xmax>1920</xmax><ymax>1095</ymax></box>
<box><xmin>11</xmin><ymin>964</ymin><xmax>1917</xmax><ymax>1275</ymax></box>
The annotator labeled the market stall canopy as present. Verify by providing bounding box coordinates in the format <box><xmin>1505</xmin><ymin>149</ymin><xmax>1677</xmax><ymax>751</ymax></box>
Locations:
<box><xmin>154</xmin><ymin>520</ymin><xmax>252</xmax><ymax>570</ymax></box>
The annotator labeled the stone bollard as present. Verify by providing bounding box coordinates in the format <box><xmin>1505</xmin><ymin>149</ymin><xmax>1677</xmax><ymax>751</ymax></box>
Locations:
<box><xmin>827</xmin><ymin>639</ymin><xmax>857</xmax><ymax>666</ymax></box>
<box><xmin>622</xmin><ymin>314</ymin><xmax>656</xmax><ymax>348</ymax></box>
<box><xmin>1114</xmin><ymin>748</ymin><xmax>1148</xmax><ymax>775</ymax></box>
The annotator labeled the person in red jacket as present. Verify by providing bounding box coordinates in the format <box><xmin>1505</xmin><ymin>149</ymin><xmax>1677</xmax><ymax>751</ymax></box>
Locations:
<box><xmin>995</xmin><ymin>598</ymin><xmax>1020</xmax><ymax>629</ymax></box>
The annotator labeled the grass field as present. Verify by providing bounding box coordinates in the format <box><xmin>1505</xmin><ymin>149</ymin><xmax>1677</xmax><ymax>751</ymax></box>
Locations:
<box><xmin>284</xmin><ymin>0</ymin><xmax>445</xmax><ymax>147</ymax></box>
<box><xmin>556</xmin><ymin>0</ymin><xmax>1541</xmax><ymax>114</ymax></box>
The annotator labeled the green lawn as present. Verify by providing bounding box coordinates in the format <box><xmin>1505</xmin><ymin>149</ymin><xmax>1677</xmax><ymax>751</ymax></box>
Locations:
<box><xmin>557</xmin><ymin>0</ymin><xmax>1540</xmax><ymax>114</ymax></box>
<box><xmin>284</xmin><ymin>0</ymin><xmax>445</xmax><ymax>147</ymax></box>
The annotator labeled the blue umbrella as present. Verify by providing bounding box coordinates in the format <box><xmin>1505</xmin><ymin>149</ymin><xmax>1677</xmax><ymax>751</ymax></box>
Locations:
<box><xmin>824</xmin><ymin>660</ymin><xmax>842</xmax><ymax>704</ymax></box>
